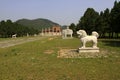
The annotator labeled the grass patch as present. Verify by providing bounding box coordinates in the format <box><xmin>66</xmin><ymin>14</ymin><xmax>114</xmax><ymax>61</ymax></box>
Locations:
<box><xmin>0</xmin><ymin>37</ymin><xmax>120</xmax><ymax>80</ymax></box>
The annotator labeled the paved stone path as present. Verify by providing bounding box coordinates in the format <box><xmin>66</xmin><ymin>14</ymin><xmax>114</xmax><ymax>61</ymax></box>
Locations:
<box><xmin>0</xmin><ymin>37</ymin><xmax>44</xmax><ymax>48</ymax></box>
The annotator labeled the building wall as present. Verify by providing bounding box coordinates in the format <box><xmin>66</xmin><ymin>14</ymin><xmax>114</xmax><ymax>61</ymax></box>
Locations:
<box><xmin>41</xmin><ymin>25</ymin><xmax>61</xmax><ymax>36</ymax></box>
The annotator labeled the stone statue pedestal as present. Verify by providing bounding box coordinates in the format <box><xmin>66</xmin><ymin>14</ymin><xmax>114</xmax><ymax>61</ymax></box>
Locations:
<box><xmin>78</xmin><ymin>47</ymin><xmax>99</xmax><ymax>53</ymax></box>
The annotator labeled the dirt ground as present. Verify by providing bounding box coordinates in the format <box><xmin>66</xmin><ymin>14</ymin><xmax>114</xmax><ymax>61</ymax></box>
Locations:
<box><xmin>57</xmin><ymin>49</ymin><xmax>109</xmax><ymax>58</ymax></box>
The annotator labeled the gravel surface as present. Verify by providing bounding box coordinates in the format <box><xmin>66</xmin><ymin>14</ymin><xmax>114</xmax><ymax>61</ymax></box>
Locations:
<box><xmin>57</xmin><ymin>49</ymin><xmax>108</xmax><ymax>58</ymax></box>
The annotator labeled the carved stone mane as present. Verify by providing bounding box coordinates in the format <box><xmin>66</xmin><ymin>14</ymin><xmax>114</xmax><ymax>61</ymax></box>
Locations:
<box><xmin>78</xmin><ymin>30</ymin><xmax>87</xmax><ymax>37</ymax></box>
<box><xmin>77</xmin><ymin>30</ymin><xmax>99</xmax><ymax>48</ymax></box>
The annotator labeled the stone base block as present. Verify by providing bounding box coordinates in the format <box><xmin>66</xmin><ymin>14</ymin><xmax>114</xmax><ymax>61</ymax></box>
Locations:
<box><xmin>78</xmin><ymin>47</ymin><xmax>99</xmax><ymax>53</ymax></box>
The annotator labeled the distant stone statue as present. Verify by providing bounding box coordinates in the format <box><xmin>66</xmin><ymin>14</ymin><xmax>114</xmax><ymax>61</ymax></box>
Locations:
<box><xmin>12</xmin><ymin>34</ymin><xmax>17</xmax><ymax>38</ymax></box>
<box><xmin>77</xmin><ymin>30</ymin><xmax>99</xmax><ymax>48</ymax></box>
<box><xmin>62</xmin><ymin>27</ymin><xmax>73</xmax><ymax>39</ymax></box>
<box><xmin>27</xmin><ymin>33</ymin><xmax>29</xmax><ymax>37</ymax></box>
<box><xmin>34</xmin><ymin>34</ymin><xmax>37</xmax><ymax>36</ymax></box>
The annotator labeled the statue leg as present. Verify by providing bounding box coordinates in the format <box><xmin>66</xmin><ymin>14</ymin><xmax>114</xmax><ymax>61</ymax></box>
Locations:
<box><xmin>62</xmin><ymin>34</ymin><xmax>64</xmax><ymax>38</ymax></box>
<box><xmin>65</xmin><ymin>34</ymin><xmax>66</xmax><ymax>38</ymax></box>
<box><xmin>81</xmin><ymin>41</ymin><xmax>86</xmax><ymax>48</ymax></box>
<box><xmin>62</xmin><ymin>34</ymin><xmax>65</xmax><ymax>39</ymax></box>
<box><xmin>93</xmin><ymin>40</ymin><xmax>97</xmax><ymax>48</ymax></box>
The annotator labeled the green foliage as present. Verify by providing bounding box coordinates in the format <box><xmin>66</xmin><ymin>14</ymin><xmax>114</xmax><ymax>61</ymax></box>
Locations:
<box><xmin>110</xmin><ymin>1</ymin><xmax>120</xmax><ymax>38</ymax></box>
<box><xmin>0</xmin><ymin>20</ymin><xmax>39</xmax><ymax>38</ymax></box>
<box><xmin>78</xmin><ymin>8</ymin><xmax>99</xmax><ymax>34</ymax></box>
<box><xmin>74</xmin><ymin>1</ymin><xmax>120</xmax><ymax>38</ymax></box>
<box><xmin>69</xmin><ymin>23</ymin><xmax>77</xmax><ymax>36</ymax></box>
<box><xmin>98</xmin><ymin>8</ymin><xmax>111</xmax><ymax>38</ymax></box>
<box><xmin>0</xmin><ymin>18</ymin><xmax>59</xmax><ymax>38</ymax></box>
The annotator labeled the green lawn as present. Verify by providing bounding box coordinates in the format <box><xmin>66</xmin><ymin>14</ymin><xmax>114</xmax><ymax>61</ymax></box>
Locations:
<box><xmin>0</xmin><ymin>37</ymin><xmax>120</xmax><ymax>80</ymax></box>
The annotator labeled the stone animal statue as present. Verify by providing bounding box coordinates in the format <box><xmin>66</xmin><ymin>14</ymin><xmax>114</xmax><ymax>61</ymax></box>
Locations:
<box><xmin>62</xmin><ymin>27</ymin><xmax>73</xmax><ymax>39</ymax></box>
<box><xmin>12</xmin><ymin>34</ymin><xmax>17</xmax><ymax>38</ymax></box>
<box><xmin>77</xmin><ymin>30</ymin><xmax>99</xmax><ymax>48</ymax></box>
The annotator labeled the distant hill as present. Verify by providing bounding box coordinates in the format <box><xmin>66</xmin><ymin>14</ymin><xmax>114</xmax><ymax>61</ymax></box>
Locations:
<box><xmin>16</xmin><ymin>18</ymin><xmax>60</xmax><ymax>30</ymax></box>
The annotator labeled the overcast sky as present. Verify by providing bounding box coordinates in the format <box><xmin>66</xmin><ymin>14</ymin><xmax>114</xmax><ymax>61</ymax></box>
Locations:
<box><xmin>0</xmin><ymin>0</ymin><xmax>119</xmax><ymax>25</ymax></box>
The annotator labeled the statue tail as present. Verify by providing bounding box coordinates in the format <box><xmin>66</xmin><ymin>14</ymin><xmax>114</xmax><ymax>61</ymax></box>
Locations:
<box><xmin>92</xmin><ymin>31</ymin><xmax>99</xmax><ymax>38</ymax></box>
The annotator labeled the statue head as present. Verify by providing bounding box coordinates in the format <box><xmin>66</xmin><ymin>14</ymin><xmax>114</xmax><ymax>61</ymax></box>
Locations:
<box><xmin>77</xmin><ymin>30</ymin><xmax>87</xmax><ymax>38</ymax></box>
<box><xmin>67</xmin><ymin>26</ymin><xmax>69</xmax><ymax>29</ymax></box>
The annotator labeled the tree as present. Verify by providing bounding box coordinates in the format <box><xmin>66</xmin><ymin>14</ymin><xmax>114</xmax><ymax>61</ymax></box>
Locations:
<box><xmin>75</xmin><ymin>1</ymin><xmax>120</xmax><ymax>38</ymax></box>
<box><xmin>69</xmin><ymin>23</ymin><xmax>76</xmax><ymax>36</ymax></box>
<box><xmin>0</xmin><ymin>20</ymin><xmax>39</xmax><ymax>38</ymax></box>
<box><xmin>0</xmin><ymin>20</ymin><xmax>6</xmax><ymax>37</ymax></box>
<box><xmin>78</xmin><ymin>8</ymin><xmax>99</xmax><ymax>34</ymax></box>
<box><xmin>110</xmin><ymin>1</ymin><xmax>120</xmax><ymax>38</ymax></box>
<box><xmin>97</xmin><ymin>8</ymin><xmax>110</xmax><ymax>38</ymax></box>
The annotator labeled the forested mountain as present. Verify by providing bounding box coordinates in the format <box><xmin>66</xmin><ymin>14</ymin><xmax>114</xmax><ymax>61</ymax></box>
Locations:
<box><xmin>0</xmin><ymin>18</ymin><xmax>60</xmax><ymax>38</ymax></box>
<box><xmin>16</xmin><ymin>18</ymin><xmax>59</xmax><ymax>30</ymax></box>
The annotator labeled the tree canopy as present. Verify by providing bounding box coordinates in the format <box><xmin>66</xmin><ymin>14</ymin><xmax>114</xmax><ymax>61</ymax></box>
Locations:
<box><xmin>69</xmin><ymin>1</ymin><xmax>120</xmax><ymax>38</ymax></box>
<box><xmin>0</xmin><ymin>20</ymin><xmax>39</xmax><ymax>38</ymax></box>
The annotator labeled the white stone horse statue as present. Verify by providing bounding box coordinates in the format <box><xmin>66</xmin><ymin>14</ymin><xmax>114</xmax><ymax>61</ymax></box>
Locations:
<box><xmin>77</xmin><ymin>30</ymin><xmax>99</xmax><ymax>48</ymax></box>
<box><xmin>62</xmin><ymin>27</ymin><xmax>73</xmax><ymax>39</ymax></box>
<box><xmin>12</xmin><ymin>34</ymin><xmax>17</xmax><ymax>38</ymax></box>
